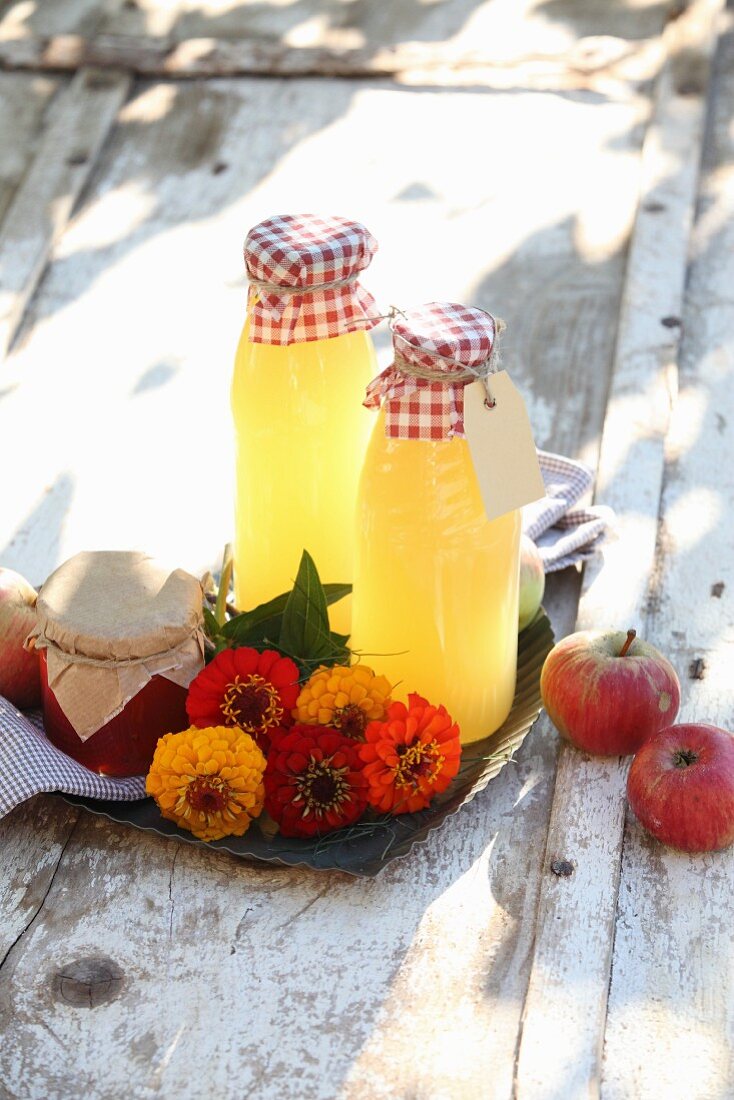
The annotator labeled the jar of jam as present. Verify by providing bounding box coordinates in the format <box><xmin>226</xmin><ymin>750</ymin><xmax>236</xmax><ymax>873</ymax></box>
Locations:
<box><xmin>29</xmin><ymin>551</ymin><xmax>205</xmax><ymax>777</ymax></box>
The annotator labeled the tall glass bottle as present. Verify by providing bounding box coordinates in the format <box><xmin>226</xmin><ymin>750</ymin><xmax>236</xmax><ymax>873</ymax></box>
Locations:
<box><xmin>350</xmin><ymin>303</ymin><xmax>523</xmax><ymax>744</ymax></box>
<box><xmin>232</xmin><ymin>214</ymin><xmax>379</xmax><ymax>629</ymax></box>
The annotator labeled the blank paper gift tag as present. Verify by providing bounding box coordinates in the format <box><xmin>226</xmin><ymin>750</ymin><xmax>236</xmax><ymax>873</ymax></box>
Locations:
<box><xmin>463</xmin><ymin>373</ymin><xmax>545</xmax><ymax>521</ymax></box>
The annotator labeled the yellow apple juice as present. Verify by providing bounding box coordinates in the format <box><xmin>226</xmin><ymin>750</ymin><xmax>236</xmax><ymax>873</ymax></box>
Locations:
<box><xmin>231</xmin><ymin>323</ymin><xmax>377</xmax><ymax>628</ymax></box>
<box><xmin>350</xmin><ymin>303</ymin><xmax>522</xmax><ymax>744</ymax></box>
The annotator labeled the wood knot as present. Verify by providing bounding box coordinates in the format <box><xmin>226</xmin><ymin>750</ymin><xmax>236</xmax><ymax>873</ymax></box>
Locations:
<box><xmin>53</xmin><ymin>957</ymin><xmax>124</xmax><ymax>1008</ymax></box>
<box><xmin>688</xmin><ymin>657</ymin><xmax>706</xmax><ymax>681</ymax></box>
<box><xmin>711</xmin><ymin>581</ymin><xmax>725</xmax><ymax>598</ymax></box>
<box><xmin>661</xmin><ymin>315</ymin><xmax>682</xmax><ymax>328</ymax></box>
<box><xmin>550</xmin><ymin>858</ymin><xmax>576</xmax><ymax>878</ymax></box>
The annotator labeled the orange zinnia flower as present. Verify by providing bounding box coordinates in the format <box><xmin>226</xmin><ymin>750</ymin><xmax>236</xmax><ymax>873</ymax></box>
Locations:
<box><xmin>186</xmin><ymin>647</ymin><xmax>299</xmax><ymax>753</ymax></box>
<box><xmin>359</xmin><ymin>693</ymin><xmax>462</xmax><ymax>814</ymax></box>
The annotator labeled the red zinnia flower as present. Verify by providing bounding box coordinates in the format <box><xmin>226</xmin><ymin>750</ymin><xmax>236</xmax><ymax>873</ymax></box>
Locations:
<box><xmin>264</xmin><ymin>724</ymin><xmax>369</xmax><ymax>838</ymax></box>
<box><xmin>186</xmin><ymin>647</ymin><xmax>299</xmax><ymax>752</ymax></box>
<box><xmin>359</xmin><ymin>693</ymin><xmax>462</xmax><ymax>814</ymax></box>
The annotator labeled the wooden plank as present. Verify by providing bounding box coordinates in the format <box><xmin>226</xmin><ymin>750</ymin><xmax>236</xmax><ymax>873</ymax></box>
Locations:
<box><xmin>0</xmin><ymin>72</ymin><xmax>59</xmax><ymax>228</ymax></box>
<box><xmin>103</xmin><ymin>0</ymin><xmax>672</xmax><ymax>49</ymax></box>
<box><xmin>0</xmin><ymin>66</ymin><xmax>130</xmax><ymax>359</ymax></box>
<box><xmin>0</xmin><ymin>0</ymin><xmax>674</xmax><ymax>84</ymax></box>
<box><xmin>514</xmin><ymin>2</ymin><xmax>725</xmax><ymax>1097</ymax></box>
<box><xmin>0</xmin><ymin>72</ymin><xmax>647</xmax><ymax>1097</ymax></box>
<box><xmin>0</xmin><ymin>0</ymin><xmax>674</xmax><ymax>60</ymax></box>
<box><xmin>602</xmin><ymin>15</ymin><xmax>734</xmax><ymax>1098</ymax></box>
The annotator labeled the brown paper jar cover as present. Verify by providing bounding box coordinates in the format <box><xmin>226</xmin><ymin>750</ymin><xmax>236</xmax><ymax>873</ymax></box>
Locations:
<box><xmin>29</xmin><ymin>551</ymin><xmax>206</xmax><ymax>742</ymax></box>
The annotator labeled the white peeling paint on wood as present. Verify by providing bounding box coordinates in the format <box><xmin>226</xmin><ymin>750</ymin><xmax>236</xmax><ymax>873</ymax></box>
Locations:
<box><xmin>515</xmin><ymin>3</ymin><xmax>725</xmax><ymax>1098</ymax></box>
<box><xmin>0</xmin><ymin>796</ymin><xmax>79</xmax><ymax>965</ymax></box>
<box><xmin>0</xmin><ymin>66</ymin><xmax>130</xmax><ymax>358</ymax></box>
<box><xmin>602</xmin><ymin>16</ymin><xmax>734</xmax><ymax>1097</ymax></box>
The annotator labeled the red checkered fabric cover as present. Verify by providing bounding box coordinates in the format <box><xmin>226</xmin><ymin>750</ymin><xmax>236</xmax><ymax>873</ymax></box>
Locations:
<box><xmin>244</xmin><ymin>214</ymin><xmax>379</xmax><ymax>345</ymax></box>
<box><xmin>365</xmin><ymin>302</ymin><xmax>497</xmax><ymax>439</ymax></box>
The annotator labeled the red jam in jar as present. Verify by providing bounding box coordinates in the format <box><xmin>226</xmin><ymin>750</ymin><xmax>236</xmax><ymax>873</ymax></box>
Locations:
<box><xmin>30</xmin><ymin>551</ymin><xmax>205</xmax><ymax>777</ymax></box>
<box><xmin>39</xmin><ymin>651</ymin><xmax>190</xmax><ymax>776</ymax></box>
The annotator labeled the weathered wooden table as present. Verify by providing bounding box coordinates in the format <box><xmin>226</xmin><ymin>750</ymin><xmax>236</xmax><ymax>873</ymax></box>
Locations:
<box><xmin>0</xmin><ymin>1</ymin><xmax>732</xmax><ymax>1096</ymax></box>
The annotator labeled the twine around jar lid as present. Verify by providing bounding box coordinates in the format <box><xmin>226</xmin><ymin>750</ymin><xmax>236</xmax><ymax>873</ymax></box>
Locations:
<box><xmin>29</xmin><ymin>551</ymin><xmax>205</xmax><ymax>741</ymax></box>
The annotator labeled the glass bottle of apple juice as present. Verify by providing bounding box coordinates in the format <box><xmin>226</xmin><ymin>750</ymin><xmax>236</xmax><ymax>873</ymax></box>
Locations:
<box><xmin>350</xmin><ymin>303</ymin><xmax>524</xmax><ymax>744</ymax></box>
<box><xmin>232</xmin><ymin>215</ymin><xmax>380</xmax><ymax>632</ymax></box>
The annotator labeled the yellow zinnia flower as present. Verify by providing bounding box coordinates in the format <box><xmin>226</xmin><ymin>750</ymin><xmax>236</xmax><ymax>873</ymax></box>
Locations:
<box><xmin>293</xmin><ymin>664</ymin><xmax>392</xmax><ymax>739</ymax></box>
<box><xmin>146</xmin><ymin>725</ymin><xmax>266</xmax><ymax>842</ymax></box>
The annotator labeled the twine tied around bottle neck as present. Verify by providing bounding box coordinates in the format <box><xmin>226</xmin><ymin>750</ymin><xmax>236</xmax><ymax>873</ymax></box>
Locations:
<box><xmin>247</xmin><ymin>272</ymin><xmax>361</xmax><ymax>296</ymax></box>
<box><xmin>390</xmin><ymin>311</ymin><xmax>506</xmax><ymax>408</ymax></box>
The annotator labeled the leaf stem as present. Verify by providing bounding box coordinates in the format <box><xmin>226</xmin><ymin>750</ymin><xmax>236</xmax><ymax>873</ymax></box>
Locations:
<box><xmin>215</xmin><ymin>543</ymin><xmax>234</xmax><ymax>628</ymax></box>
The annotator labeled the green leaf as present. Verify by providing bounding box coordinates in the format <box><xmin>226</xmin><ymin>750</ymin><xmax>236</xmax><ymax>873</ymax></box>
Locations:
<box><xmin>327</xmin><ymin>632</ymin><xmax>351</xmax><ymax>663</ymax></box>
<box><xmin>279</xmin><ymin>550</ymin><xmax>335</xmax><ymax>661</ymax></box>
<box><xmin>220</xmin><ymin>592</ymin><xmax>291</xmax><ymax>642</ymax></box>
<box><xmin>322</xmin><ymin>583</ymin><xmax>352</xmax><ymax>607</ymax></box>
<box><xmin>220</xmin><ymin>582</ymin><xmax>352</xmax><ymax>646</ymax></box>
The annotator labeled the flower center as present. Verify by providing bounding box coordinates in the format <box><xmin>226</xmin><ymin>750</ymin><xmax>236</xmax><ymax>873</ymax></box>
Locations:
<box><xmin>394</xmin><ymin>741</ymin><xmax>444</xmax><ymax>788</ymax></box>
<box><xmin>332</xmin><ymin>703</ymin><xmax>368</xmax><ymax>739</ymax></box>
<box><xmin>220</xmin><ymin>673</ymin><xmax>283</xmax><ymax>733</ymax></box>
<box><xmin>294</xmin><ymin>757</ymin><xmax>351</xmax><ymax>818</ymax></box>
<box><xmin>185</xmin><ymin>776</ymin><xmax>229</xmax><ymax>815</ymax></box>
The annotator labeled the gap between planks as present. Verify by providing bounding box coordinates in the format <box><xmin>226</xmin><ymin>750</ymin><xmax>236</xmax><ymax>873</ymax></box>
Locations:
<box><xmin>0</xmin><ymin>31</ymin><xmax>666</xmax><ymax>87</ymax></box>
<box><xmin>0</xmin><ymin>66</ymin><xmax>130</xmax><ymax>361</ymax></box>
<box><xmin>514</xmin><ymin>1</ymin><xmax>726</xmax><ymax>1097</ymax></box>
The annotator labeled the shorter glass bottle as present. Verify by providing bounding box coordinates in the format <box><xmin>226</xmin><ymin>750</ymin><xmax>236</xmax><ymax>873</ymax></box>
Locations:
<box><xmin>350</xmin><ymin>303</ymin><xmax>522</xmax><ymax>745</ymax></box>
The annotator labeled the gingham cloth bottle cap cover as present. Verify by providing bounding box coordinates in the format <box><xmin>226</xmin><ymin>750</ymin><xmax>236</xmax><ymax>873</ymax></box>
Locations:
<box><xmin>365</xmin><ymin>301</ymin><xmax>498</xmax><ymax>440</ymax></box>
<box><xmin>244</xmin><ymin>214</ymin><xmax>380</xmax><ymax>345</ymax></box>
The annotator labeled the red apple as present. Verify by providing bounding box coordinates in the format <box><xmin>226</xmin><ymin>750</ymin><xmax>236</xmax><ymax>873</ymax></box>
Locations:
<box><xmin>0</xmin><ymin>567</ymin><xmax>41</xmax><ymax>709</ymax></box>
<box><xmin>628</xmin><ymin>724</ymin><xmax>734</xmax><ymax>852</ymax></box>
<box><xmin>541</xmin><ymin>628</ymin><xmax>680</xmax><ymax>755</ymax></box>
<box><xmin>519</xmin><ymin>534</ymin><xmax>545</xmax><ymax>632</ymax></box>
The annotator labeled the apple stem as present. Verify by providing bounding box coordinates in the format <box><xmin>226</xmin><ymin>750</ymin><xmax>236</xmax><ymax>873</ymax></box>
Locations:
<box><xmin>619</xmin><ymin>629</ymin><xmax>636</xmax><ymax>657</ymax></box>
<box><xmin>673</xmin><ymin>749</ymin><xmax>698</xmax><ymax>768</ymax></box>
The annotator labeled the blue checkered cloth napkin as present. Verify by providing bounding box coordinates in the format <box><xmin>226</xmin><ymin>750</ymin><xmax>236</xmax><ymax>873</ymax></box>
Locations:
<box><xmin>526</xmin><ymin>450</ymin><xmax>614</xmax><ymax>573</ymax></box>
<box><xmin>0</xmin><ymin>696</ymin><xmax>146</xmax><ymax>818</ymax></box>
